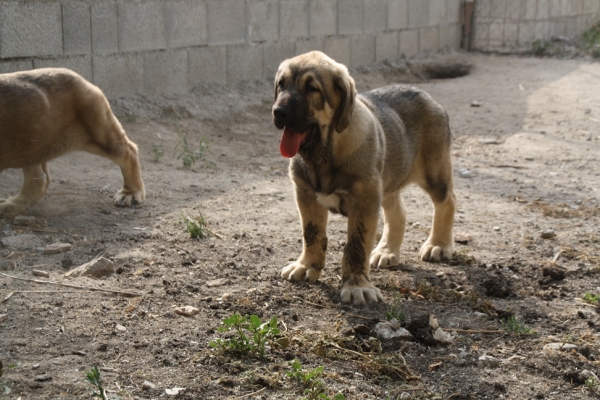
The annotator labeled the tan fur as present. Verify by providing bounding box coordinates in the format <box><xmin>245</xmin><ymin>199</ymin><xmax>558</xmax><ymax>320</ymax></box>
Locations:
<box><xmin>0</xmin><ymin>68</ymin><xmax>145</xmax><ymax>215</ymax></box>
<box><xmin>273</xmin><ymin>51</ymin><xmax>456</xmax><ymax>305</ymax></box>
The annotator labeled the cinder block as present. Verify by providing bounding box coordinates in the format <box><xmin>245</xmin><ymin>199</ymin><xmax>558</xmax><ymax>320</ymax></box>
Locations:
<box><xmin>324</xmin><ymin>37</ymin><xmax>351</xmax><ymax>66</ymax></box>
<box><xmin>350</xmin><ymin>35</ymin><xmax>376</xmax><ymax>68</ymax></box>
<box><xmin>310</xmin><ymin>0</ymin><xmax>337</xmax><ymax>37</ymax></box>
<box><xmin>339</xmin><ymin>0</ymin><xmax>363</xmax><ymax>35</ymax></box>
<box><xmin>376</xmin><ymin>32</ymin><xmax>399</xmax><ymax>61</ymax></box>
<box><xmin>517</xmin><ymin>21</ymin><xmax>536</xmax><ymax>44</ymax></box>
<box><xmin>364</xmin><ymin>0</ymin><xmax>387</xmax><ymax>33</ymax></box>
<box><xmin>537</xmin><ymin>0</ymin><xmax>551</xmax><ymax>19</ymax></box>
<box><xmin>475</xmin><ymin>0</ymin><xmax>492</xmax><ymax>19</ymax></box>
<box><xmin>144</xmin><ymin>50</ymin><xmax>188</xmax><ymax>95</ymax></box>
<box><xmin>388</xmin><ymin>0</ymin><xmax>409</xmax><ymax>30</ymax></box>
<box><xmin>92</xmin><ymin>54</ymin><xmax>144</xmax><ymax>98</ymax></box>
<box><xmin>118</xmin><ymin>1</ymin><xmax>166</xmax><ymax>52</ymax></box>
<box><xmin>281</xmin><ymin>0</ymin><xmax>309</xmax><ymax>39</ymax></box>
<box><xmin>0</xmin><ymin>60</ymin><xmax>34</xmax><ymax>74</ymax></box>
<box><xmin>399</xmin><ymin>29</ymin><xmax>419</xmax><ymax>57</ymax></box>
<box><xmin>445</xmin><ymin>0</ymin><xmax>461</xmax><ymax>24</ymax></box>
<box><xmin>504</xmin><ymin>22</ymin><xmax>519</xmax><ymax>45</ymax></box>
<box><xmin>548</xmin><ymin>0</ymin><xmax>563</xmax><ymax>18</ymax></box>
<box><xmin>439</xmin><ymin>24</ymin><xmax>461</xmax><ymax>50</ymax></box>
<box><xmin>91</xmin><ymin>2</ymin><xmax>119</xmax><ymax>54</ymax></box>
<box><xmin>63</xmin><ymin>1</ymin><xmax>92</xmax><ymax>55</ymax></box>
<box><xmin>189</xmin><ymin>46</ymin><xmax>227</xmax><ymax>86</ymax></box>
<box><xmin>408</xmin><ymin>0</ymin><xmax>430</xmax><ymax>28</ymax></box>
<box><xmin>489</xmin><ymin>22</ymin><xmax>505</xmax><ymax>42</ymax></box>
<box><xmin>0</xmin><ymin>2</ymin><xmax>62</xmax><ymax>58</ymax></box>
<box><xmin>248</xmin><ymin>0</ymin><xmax>279</xmax><ymax>42</ymax></box>
<box><xmin>34</xmin><ymin>55</ymin><xmax>93</xmax><ymax>82</ymax></box>
<box><xmin>535</xmin><ymin>21</ymin><xmax>552</xmax><ymax>41</ymax></box>
<box><xmin>489</xmin><ymin>0</ymin><xmax>507</xmax><ymax>19</ymax></box>
<box><xmin>295</xmin><ymin>38</ymin><xmax>324</xmax><ymax>55</ymax></box>
<box><xmin>227</xmin><ymin>45</ymin><xmax>263</xmax><ymax>85</ymax></box>
<box><xmin>263</xmin><ymin>41</ymin><xmax>295</xmax><ymax>79</ymax></box>
<box><xmin>472</xmin><ymin>23</ymin><xmax>490</xmax><ymax>51</ymax></box>
<box><xmin>419</xmin><ymin>26</ymin><xmax>438</xmax><ymax>52</ymax></box>
<box><xmin>208</xmin><ymin>0</ymin><xmax>246</xmax><ymax>45</ymax></box>
<box><xmin>429</xmin><ymin>0</ymin><xmax>446</xmax><ymax>26</ymax></box>
<box><xmin>164</xmin><ymin>1</ymin><xmax>207</xmax><ymax>48</ymax></box>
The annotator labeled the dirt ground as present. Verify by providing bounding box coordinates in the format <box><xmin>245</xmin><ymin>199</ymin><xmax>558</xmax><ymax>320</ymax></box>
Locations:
<box><xmin>1</xmin><ymin>51</ymin><xmax>600</xmax><ymax>400</ymax></box>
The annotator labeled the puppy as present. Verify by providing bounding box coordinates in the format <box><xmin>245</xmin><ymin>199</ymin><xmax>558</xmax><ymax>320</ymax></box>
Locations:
<box><xmin>272</xmin><ymin>51</ymin><xmax>456</xmax><ymax>305</ymax></box>
<box><xmin>0</xmin><ymin>68</ymin><xmax>145</xmax><ymax>215</ymax></box>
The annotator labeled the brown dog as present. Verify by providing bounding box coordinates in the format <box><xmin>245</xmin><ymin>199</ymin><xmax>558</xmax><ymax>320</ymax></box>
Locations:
<box><xmin>272</xmin><ymin>51</ymin><xmax>456</xmax><ymax>305</ymax></box>
<box><xmin>0</xmin><ymin>68</ymin><xmax>145</xmax><ymax>215</ymax></box>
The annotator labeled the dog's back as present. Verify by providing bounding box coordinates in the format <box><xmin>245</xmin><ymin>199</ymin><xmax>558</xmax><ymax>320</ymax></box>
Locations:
<box><xmin>0</xmin><ymin>68</ymin><xmax>112</xmax><ymax>171</ymax></box>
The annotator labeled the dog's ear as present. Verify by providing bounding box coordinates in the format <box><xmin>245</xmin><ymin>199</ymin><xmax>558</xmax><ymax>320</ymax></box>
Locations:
<box><xmin>332</xmin><ymin>72</ymin><xmax>356</xmax><ymax>133</ymax></box>
<box><xmin>273</xmin><ymin>71</ymin><xmax>280</xmax><ymax>102</ymax></box>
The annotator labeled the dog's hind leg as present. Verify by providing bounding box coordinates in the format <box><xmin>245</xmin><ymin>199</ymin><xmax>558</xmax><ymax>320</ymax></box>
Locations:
<box><xmin>282</xmin><ymin>184</ymin><xmax>329</xmax><ymax>282</ymax></box>
<box><xmin>370</xmin><ymin>189</ymin><xmax>405</xmax><ymax>268</ymax></box>
<box><xmin>0</xmin><ymin>163</ymin><xmax>50</xmax><ymax>215</ymax></box>
<box><xmin>419</xmin><ymin>172</ymin><xmax>456</xmax><ymax>262</ymax></box>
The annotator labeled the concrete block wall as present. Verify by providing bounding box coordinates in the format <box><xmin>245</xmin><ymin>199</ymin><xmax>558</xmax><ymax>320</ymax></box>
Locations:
<box><xmin>0</xmin><ymin>0</ymin><xmax>463</xmax><ymax>98</ymax></box>
<box><xmin>473</xmin><ymin>0</ymin><xmax>600</xmax><ymax>52</ymax></box>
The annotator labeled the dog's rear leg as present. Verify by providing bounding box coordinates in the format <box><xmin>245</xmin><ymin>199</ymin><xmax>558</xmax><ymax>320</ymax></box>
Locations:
<box><xmin>370</xmin><ymin>189</ymin><xmax>406</xmax><ymax>268</ymax></box>
<box><xmin>0</xmin><ymin>163</ymin><xmax>50</xmax><ymax>215</ymax></box>
<box><xmin>281</xmin><ymin>185</ymin><xmax>328</xmax><ymax>282</ymax></box>
<box><xmin>419</xmin><ymin>175</ymin><xmax>456</xmax><ymax>262</ymax></box>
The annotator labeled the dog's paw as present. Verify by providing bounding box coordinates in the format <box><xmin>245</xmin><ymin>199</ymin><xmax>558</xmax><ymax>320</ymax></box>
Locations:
<box><xmin>0</xmin><ymin>197</ymin><xmax>27</xmax><ymax>216</ymax></box>
<box><xmin>114</xmin><ymin>188</ymin><xmax>145</xmax><ymax>207</ymax></box>
<box><xmin>340</xmin><ymin>278</ymin><xmax>383</xmax><ymax>305</ymax></box>
<box><xmin>419</xmin><ymin>242</ymin><xmax>453</xmax><ymax>262</ymax></box>
<box><xmin>281</xmin><ymin>262</ymin><xmax>321</xmax><ymax>282</ymax></box>
<box><xmin>370</xmin><ymin>246</ymin><xmax>400</xmax><ymax>268</ymax></box>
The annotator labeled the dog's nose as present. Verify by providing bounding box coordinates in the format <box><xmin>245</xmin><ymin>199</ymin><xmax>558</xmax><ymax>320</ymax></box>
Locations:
<box><xmin>273</xmin><ymin>106</ymin><xmax>289</xmax><ymax>123</ymax></box>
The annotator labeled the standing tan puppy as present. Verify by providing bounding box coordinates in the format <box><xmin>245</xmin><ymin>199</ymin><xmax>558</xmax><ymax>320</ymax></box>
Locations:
<box><xmin>0</xmin><ymin>68</ymin><xmax>145</xmax><ymax>215</ymax></box>
<box><xmin>272</xmin><ymin>51</ymin><xmax>456</xmax><ymax>305</ymax></box>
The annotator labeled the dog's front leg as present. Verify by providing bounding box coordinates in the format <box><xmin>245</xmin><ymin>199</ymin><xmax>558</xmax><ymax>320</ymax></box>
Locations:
<box><xmin>341</xmin><ymin>195</ymin><xmax>384</xmax><ymax>305</ymax></box>
<box><xmin>281</xmin><ymin>184</ymin><xmax>328</xmax><ymax>282</ymax></box>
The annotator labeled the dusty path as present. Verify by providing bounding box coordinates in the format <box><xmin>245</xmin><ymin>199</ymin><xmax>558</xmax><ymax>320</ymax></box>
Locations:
<box><xmin>1</xmin><ymin>53</ymin><xmax>599</xmax><ymax>399</ymax></box>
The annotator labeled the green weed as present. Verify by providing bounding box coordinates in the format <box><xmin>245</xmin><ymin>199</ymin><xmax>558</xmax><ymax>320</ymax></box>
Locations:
<box><xmin>182</xmin><ymin>208</ymin><xmax>211</xmax><ymax>239</ymax></box>
<box><xmin>501</xmin><ymin>316</ymin><xmax>535</xmax><ymax>335</ymax></box>
<box><xmin>209</xmin><ymin>313</ymin><xmax>280</xmax><ymax>358</ymax></box>
<box><xmin>582</xmin><ymin>21</ymin><xmax>600</xmax><ymax>57</ymax></box>
<box><xmin>582</xmin><ymin>293</ymin><xmax>600</xmax><ymax>304</ymax></box>
<box><xmin>152</xmin><ymin>144</ymin><xmax>165</xmax><ymax>162</ymax></box>
<box><xmin>174</xmin><ymin>132</ymin><xmax>213</xmax><ymax>168</ymax></box>
<box><xmin>586</xmin><ymin>376</ymin><xmax>598</xmax><ymax>394</ymax></box>
<box><xmin>385</xmin><ymin>295</ymin><xmax>406</xmax><ymax>323</ymax></box>
<box><xmin>85</xmin><ymin>366</ymin><xmax>108</xmax><ymax>400</ymax></box>
<box><xmin>286</xmin><ymin>360</ymin><xmax>346</xmax><ymax>400</ymax></box>
<box><xmin>0</xmin><ymin>360</ymin><xmax>16</xmax><ymax>395</ymax></box>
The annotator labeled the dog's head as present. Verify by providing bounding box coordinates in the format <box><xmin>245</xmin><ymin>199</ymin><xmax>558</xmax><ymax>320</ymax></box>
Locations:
<box><xmin>272</xmin><ymin>51</ymin><xmax>356</xmax><ymax>158</ymax></box>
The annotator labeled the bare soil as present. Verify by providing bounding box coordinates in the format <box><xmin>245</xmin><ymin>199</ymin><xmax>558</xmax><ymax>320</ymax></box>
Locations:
<box><xmin>1</xmin><ymin>52</ymin><xmax>600</xmax><ymax>400</ymax></box>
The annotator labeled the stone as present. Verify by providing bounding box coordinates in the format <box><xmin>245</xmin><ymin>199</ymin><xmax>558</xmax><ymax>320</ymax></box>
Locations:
<box><xmin>12</xmin><ymin>215</ymin><xmax>36</xmax><ymax>226</ymax></box>
<box><xmin>543</xmin><ymin>342</ymin><xmax>578</xmax><ymax>352</ymax></box>
<box><xmin>65</xmin><ymin>257</ymin><xmax>115</xmax><ymax>279</ymax></box>
<box><xmin>1</xmin><ymin>234</ymin><xmax>44</xmax><ymax>250</ymax></box>
<box><xmin>478</xmin><ymin>355</ymin><xmax>501</xmax><ymax>368</ymax></box>
<box><xmin>207</xmin><ymin>278</ymin><xmax>229</xmax><ymax>287</ymax></box>
<box><xmin>374</xmin><ymin>320</ymin><xmax>413</xmax><ymax>341</ymax></box>
<box><xmin>540</xmin><ymin>230</ymin><xmax>556</xmax><ymax>239</ymax></box>
<box><xmin>174</xmin><ymin>306</ymin><xmax>199</xmax><ymax>317</ymax></box>
<box><xmin>32</xmin><ymin>270</ymin><xmax>50</xmax><ymax>278</ymax></box>
<box><xmin>142</xmin><ymin>380</ymin><xmax>156</xmax><ymax>391</ymax></box>
<box><xmin>44</xmin><ymin>243</ymin><xmax>72</xmax><ymax>254</ymax></box>
<box><xmin>115</xmin><ymin>324</ymin><xmax>127</xmax><ymax>332</ymax></box>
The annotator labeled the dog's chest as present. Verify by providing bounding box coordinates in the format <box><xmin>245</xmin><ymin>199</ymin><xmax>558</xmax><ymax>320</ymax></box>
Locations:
<box><xmin>316</xmin><ymin>191</ymin><xmax>348</xmax><ymax>215</ymax></box>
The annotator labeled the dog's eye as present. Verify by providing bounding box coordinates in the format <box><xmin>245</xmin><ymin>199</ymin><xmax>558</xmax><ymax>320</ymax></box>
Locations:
<box><xmin>277</xmin><ymin>79</ymin><xmax>285</xmax><ymax>88</ymax></box>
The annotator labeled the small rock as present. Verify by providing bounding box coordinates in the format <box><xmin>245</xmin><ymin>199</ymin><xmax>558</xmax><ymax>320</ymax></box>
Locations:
<box><xmin>32</xmin><ymin>364</ymin><xmax>40</xmax><ymax>370</ymax></box>
<box><xmin>493</xmin><ymin>226</ymin><xmax>501</xmax><ymax>231</ymax></box>
<box><xmin>478</xmin><ymin>355</ymin><xmax>500</xmax><ymax>368</ymax></box>
<box><xmin>44</xmin><ymin>242</ymin><xmax>72</xmax><ymax>254</ymax></box>
<box><xmin>165</xmin><ymin>387</ymin><xmax>185</xmax><ymax>395</ymax></box>
<box><xmin>0</xmin><ymin>314</ymin><xmax>7</xmax><ymax>323</ymax></box>
<box><xmin>13</xmin><ymin>215</ymin><xmax>36</xmax><ymax>226</ymax></box>
<box><xmin>479</xmin><ymin>138</ymin><xmax>502</xmax><ymax>145</ymax></box>
<box><xmin>142</xmin><ymin>381</ymin><xmax>156</xmax><ymax>391</ymax></box>
<box><xmin>540</xmin><ymin>230</ymin><xmax>556</xmax><ymax>239</ymax></box>
<box><xmin>72</xmin><ymin>350</ymin><xmax>86</xmax><ymax>356</ymax></box>
<box><xmin>174</xmin><ymin>306</ymin><xmax>200</xmax><ymax>317</ymax></box>
<box><xmin>32</xmin><ymin>270</ymin><xmax>50</xmax><ymax>278</ymax></box>
<box><xmin>134</xmin><ymin>339</ymin><xmax>149</xmax><ymax>348</ymax></box>
<box><xmin>1</xmin><ymin>234</ymin><xmax>44</xmax><ymax>250</ymax></box>
<box><xmin>0</xmin><ymin>260</ymin><xmax>16</xmax><ymax>271</ymax></box>
<box><xmin>65</xmin><ymin>257</ymin><xmax>115</xmax><ymax>279</ymax></box>
<box><xmin>454</xmin><ymin>233</ymin><xmax>472</xmax><ymax>244</ymax></box>
<box><xmin>115</xmin><ymin>324</ymin><xmax>127</xmax><ymax>332</ymax></box>
<box><xmin>473</xmin><ymin>312</ymin><xmax>488</xmax><ymax>318</ymax></box>
<box><xmin>543</xmin><ymin>342</ymin><xmax>578</xmax><ymax>352</ymax></box>
<box><xmin>34</xmin><ymin>374</ymin><xmax>52</xmax><ymax>382</ymax></box>
<box><xmin>206</xmin><ymin>278</ymin><xmax>229</xmax><ymax>287</ymax></box>
<box><xmin>458</xmin><ymin>169</ymin><xmax>475</xmax><ymax>178</ymax></box>
<box><xmin>471</xmin><ymin>100</ymin><xmax>482</xmax><ymax>107</ymax></box>
<box><xmin>400</xmin><ymin>392</ymin><xmax>412</xmax><ymax>399</ymax></box>
<box><xmin>374</xmin><ymin>320</ymin><xmax>413</xmax><ymax>341</ymax></box>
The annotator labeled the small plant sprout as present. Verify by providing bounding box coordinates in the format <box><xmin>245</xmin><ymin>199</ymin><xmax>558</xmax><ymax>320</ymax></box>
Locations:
<box><xmin>582</xmin><ymin>293</ymin><xmax>600</xmax><ymax>304</ymax></box>
<box><xmin>0</xmin><ymin>360</ymin><xmax>16</xmax><ymax>395</ymax></box>
<box><xmin>85</xmin><ymin>366</ymin><xmax>108</xmax><ymax>400</ymax></box>
<box><xmin>286</xmin><ymin>360</ymin><xmax>346</xmax><ymax>400</ymax></box>
<box><xmin>501</xmin><ymin>316</ymin><xmax>535</xmax><ymax>335</ymax></box>
<box><xmin>152</xmin><ymin>143</ymin><xmax>165</xmax><ymax>162</ymax></box>
<box><xmin>209</xmin><ymin>313</ymin><xmax>280</xmax><ymax>358</ymax></box>
<box><xmin>182</xmin><ymin>206</ymin><xmax>215</xmax><ymax>239</ymax></box>
<box><xmin>174</xmin><ymin>131</ymin><xmax>214</xmax><ymax>168</ymax></box>
<box><xmin>385</xmin><ymin>295</ymin><xmax>406</xmax><ymax>322</ymax></box>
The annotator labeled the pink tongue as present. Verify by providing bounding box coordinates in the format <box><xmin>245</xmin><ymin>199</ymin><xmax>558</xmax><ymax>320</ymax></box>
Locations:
<box><xmin>280</xmin><ymin>128</ymin><xmax>307</xmax><ymax>158</ymax></box>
